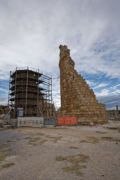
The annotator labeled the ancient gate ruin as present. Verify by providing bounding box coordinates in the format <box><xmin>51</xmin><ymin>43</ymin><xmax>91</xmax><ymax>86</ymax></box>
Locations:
<box><xmin>59</xmin><ymin>45</ymin><xmax>107</xmax><ymax>124</ymax></box>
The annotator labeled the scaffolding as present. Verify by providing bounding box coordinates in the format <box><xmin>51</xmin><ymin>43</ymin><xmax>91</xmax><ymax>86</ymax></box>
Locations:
<box><xmin>8</xmin><ymin>67</ymin><xmax>55</xmax><ymax>119</ymax></box>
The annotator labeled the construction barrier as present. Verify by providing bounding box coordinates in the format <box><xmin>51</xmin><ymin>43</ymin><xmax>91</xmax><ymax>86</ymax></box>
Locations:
<box><xmin>57</xmin><ymin>117</ymin><xmax>78</xmax><ymax>125</ymax></box>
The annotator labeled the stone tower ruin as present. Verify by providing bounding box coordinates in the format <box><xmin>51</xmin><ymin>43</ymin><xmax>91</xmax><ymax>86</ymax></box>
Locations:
<box><xmin>59</xmin><ymin>45</ymin><xmax>107</xmax><ymax>124</ymax></box>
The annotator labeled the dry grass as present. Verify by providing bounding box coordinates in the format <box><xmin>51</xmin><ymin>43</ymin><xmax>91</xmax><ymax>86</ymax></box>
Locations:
<box><xmin>39</xmin><ymin>139</ymin><xmax>48</xmax><ymax>145</ymax></box>
<box><xmin>29</xmin><ymin>139</ymin><xmax>48</xmax><ymax>146</ymax></box>
<box><xmin>0</xmin><ymin>154</ymin><xmax>8</xmax><ymax>162</ymax></box>
<box><xmin>29</xmin><ymin>137</ymin><xmax>42</xmax><ymax>142</ymax></box>
<box><xmin>56</xmin><ymin>154</ymin><xmax>89</xmax><ymax>176</ymax></box>
<box><xmin>80</xmin><ymin>140</ymin><xmax>88</xmax><ymax>143</ymax></box>
<box><xmin>101</xmin><ymin>136</ymin><xmax>120</xmax><ymax>143</ymax></box>
<box><xmin>0</xmin><ymin>143</ymin><xmax>12</xmax><ymax>161</ymax></box>
<box><xmin>69</xmin><ymin>146</ymin><xmax>79</xmax><ymax>149</ymax></box>
<box><xmin>46</xmin><ymin>135</ymin><xmax>62</xmax><ymax>143</ymax></box>
<box><xmin>63</xmin><ymin>164</ymin><xmax>86</xmax><ymax>176</ymax></box>
<box><xmin>1</xmin><ymin>143</ymin><xmax>9</xmax><ymax>148</ymax></box>
<box><xmin>36</xmin><ymin>133</ymin><xmax>45</xmax><ymax>136</ymax></box>
<box><xmin>106</xmin><ymin>127</ymin><xmax>120</xmax><ymax>133</ymax></box>
<box><xmin>80</xmin><ymin>136</ymin><xmax>99</xmax><ymax>144</ymax></box>
<box><xmin>96</xmin><ymin>131</ymin><xmax>107</xmax><ymax>134</ymax></box>
<box><xmin>47</xmin><ymin>127</ymin><xmax>68</xmax><ymax>130</ymax></box>
<box><xmin>25</xmin><ymin>136</ymin><xmax>48</xmax><ymax>146</ymax></box>
<box><xmin>1</xmin><ymin>162</ymin><xmax>15</xmax><ymax>168</ymax></box>
<box><xmin>6</xmin><ymin>140</ymin><xmax>12</xmax><ymax>143</ymax></box>
<box><xmin>24</xmin><ymin>136</ymin><xmax>33</xmax><ymax>140</ymax></box>
<box><xmin>53</xmin><ymin>136</ymin><xmax>62</xmax><ymax>143</ymax></box>
<box><xmin>56</xmin><ymin>156</ymin><xmax>66</xmax><ymax>161</ymax></box>
<box><xmin>0</xmin><ymin>141</ymin><xmax>13</xmax><ymax>163</ymax></box>
<box><xmin>107</xmin><ymin>127</ymin><xmax>117</xmax><ymax>130</ymax></box>
<box><xmin>87</xmin><ymin>137</ymin><xmax>99</xmax><ymax>143</ymax></box>
<box><xmin>0</xmin><ymin>148</ymin><xmax>12</xmax><ymax>153</ymax></box>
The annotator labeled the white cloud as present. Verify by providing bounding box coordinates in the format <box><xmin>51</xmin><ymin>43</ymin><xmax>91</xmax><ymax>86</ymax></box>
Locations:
<box><xmin>112</xmin><ymin>84</ymin><xmax>120</xmax><ymax>89</ymax></box>
<box><xmin>86</xmin><ymin>80</ymin><xmax>96</xmax><ymax>87</ymax></box>
<box><xmin>94</xmin><ymin>83</ymin><xmax>108</xmax><ymax>89</ymax></box>
<box><xmin>97</xmin><ymin>94</ymin><xmax>120</xmax><ymax>109</ymax></box>
<box><xmin>0</xmin><ymin>0</ymin><xmax>120</xmax><ymax>78</ymax></box>
<box><xmin>112</xmin><ymin>89</ymin><xmax>120</xmax><ymax>94</ymax></box>
<box><xmin>0</xmin><ymin>0</ymin><xmax>120</xmax><ymax>107</ymax></box>
<box><xmin>96</xmin><ymin>89</ymin><xmax>109</xmax><ymax>96</ymax></box>
<box><xmin>0</xmin><ymin>95</ymin><xmax>8</xmax><ymax>105</ymax></box>
<box><xmin>0</xmin><ymin>88</ymin><xmax>8</xmax><ymax>93</ymax></box>
<box><xmin>52</xmin><ymin>74</ymin><xmax>60</xmax><ymax>108</ymax></box>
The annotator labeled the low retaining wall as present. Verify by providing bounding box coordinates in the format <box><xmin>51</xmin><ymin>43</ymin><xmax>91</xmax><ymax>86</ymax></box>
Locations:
<box><xmin>17</xmin><ymin>117</ymin><xmax>44</xmax><ymax>127</ymax></box>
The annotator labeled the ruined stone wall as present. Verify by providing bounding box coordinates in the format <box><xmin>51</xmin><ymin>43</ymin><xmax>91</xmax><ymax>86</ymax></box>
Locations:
<box><xmin>59</xmin><ymin>45</ymin><xmax>107</xmax><ymax>124</ymax></box>
<box><xmin>107</xmin><ymin>110</ymin><xmax>120</xmax><ymax>121</ymax></box>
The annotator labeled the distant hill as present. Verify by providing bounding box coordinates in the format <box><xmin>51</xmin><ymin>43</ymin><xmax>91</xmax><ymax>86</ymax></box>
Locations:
<box><xmin>97</xmin><ymin>95</ymin><xmax>120</xmax><ymax>110</ymax></box>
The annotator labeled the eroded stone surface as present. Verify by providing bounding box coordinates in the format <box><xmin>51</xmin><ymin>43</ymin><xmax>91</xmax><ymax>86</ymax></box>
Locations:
<box><xmin>59</xmin><ymin>45</ymin><xmax>107</xmax><ymax>124</ymax></box>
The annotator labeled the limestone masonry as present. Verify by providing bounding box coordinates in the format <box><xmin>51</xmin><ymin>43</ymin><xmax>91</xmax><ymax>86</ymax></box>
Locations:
<box><xmin>59</xmin><ymin>45</ymin><xmax>107</xmax><ymax>124</ymax></box>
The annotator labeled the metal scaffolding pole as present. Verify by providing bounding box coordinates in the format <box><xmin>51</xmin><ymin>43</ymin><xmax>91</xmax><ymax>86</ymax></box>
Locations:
<box><xmin>25</xmin><ymin>67</ymin><xmax>28</xmax><ymax>116</ymax></box>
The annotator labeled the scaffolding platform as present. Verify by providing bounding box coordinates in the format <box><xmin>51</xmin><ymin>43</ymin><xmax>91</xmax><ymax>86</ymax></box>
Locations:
<box><xmin>8</xmin><ymin>67</ymin><xmax>56</xmax><ymax>119</ymax></box>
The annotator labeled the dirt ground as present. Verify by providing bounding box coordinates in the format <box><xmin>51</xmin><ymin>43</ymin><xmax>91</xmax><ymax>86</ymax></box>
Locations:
<box><xmin>0</xmin><ymin>120</ymin><xmax>120</xmax><ymax>180</ymax></box>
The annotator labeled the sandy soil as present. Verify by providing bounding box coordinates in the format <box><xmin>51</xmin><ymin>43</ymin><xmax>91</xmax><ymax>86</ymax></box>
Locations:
<box><xmin>0</xmin><ymin>120</ymin><xmax>120</xmax><ymax>180</ymax></box>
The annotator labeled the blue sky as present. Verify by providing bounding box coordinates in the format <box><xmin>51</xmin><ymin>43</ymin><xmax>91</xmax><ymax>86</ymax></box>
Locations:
<box><xmin>0</xmin><ymin>0</ymin><xmax>120</xmax><ymax>109</ymax></box>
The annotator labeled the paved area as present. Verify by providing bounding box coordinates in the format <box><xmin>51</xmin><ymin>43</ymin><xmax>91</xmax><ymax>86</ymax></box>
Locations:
<box><xmin>0</xmin><ymin>121</ymin><xmax>120</xmax><ymax>180</ymax></box>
